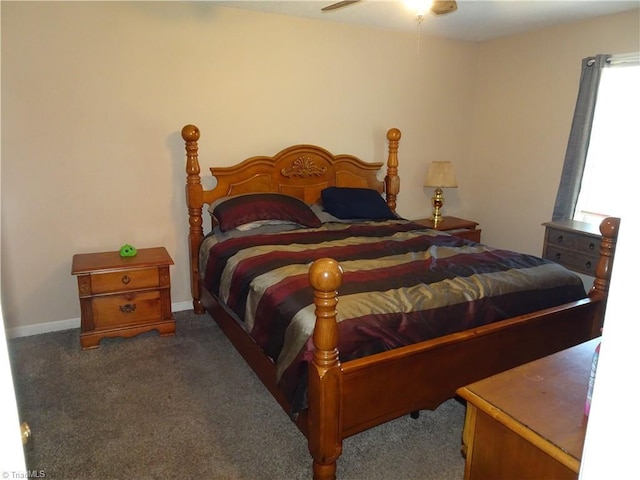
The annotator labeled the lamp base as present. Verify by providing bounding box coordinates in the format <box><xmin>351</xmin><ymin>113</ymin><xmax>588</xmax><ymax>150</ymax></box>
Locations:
<box><xmin>430</xmin><ymin>188</ymin><xmax>444</xmax><ymax>226</ymax></box>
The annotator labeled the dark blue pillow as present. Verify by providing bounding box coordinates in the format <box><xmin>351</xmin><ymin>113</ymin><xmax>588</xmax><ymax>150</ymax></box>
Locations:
<box><xmin>321</xmin><ymin>187</ymin><xmax>397</xmax><ymax>220</ymax></box>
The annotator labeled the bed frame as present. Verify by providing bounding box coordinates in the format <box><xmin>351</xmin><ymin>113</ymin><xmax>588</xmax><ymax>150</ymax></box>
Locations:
<box><xmin>181</xmin><ymin>124</ymin><xmax>618</xmax><ymax>480</ymax></box>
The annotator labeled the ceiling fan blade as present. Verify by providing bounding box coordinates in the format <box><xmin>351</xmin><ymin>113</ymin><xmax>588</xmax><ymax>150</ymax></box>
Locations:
<box><xmin>431</xmin><ymin>0</ymin><xmax>457</xmax><ymax>16</ymax></box>
<box><xmin>321</xmin><ymin>1</ymin><xmax>362</xmax><ymax>12</ymax></box>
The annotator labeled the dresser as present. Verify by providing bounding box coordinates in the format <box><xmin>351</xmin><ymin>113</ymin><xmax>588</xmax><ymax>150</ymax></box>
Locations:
<box><xmin>457</xmin><ymin>338</ymin><xmax>599</xmax><ymax>480</ymax></box>
<box><xmin>542</xmin><ymin>220</ymin><xmax>601</xmax><ymax>276</ymax></box>
<box><xmin>71</xmin><ymin>247</ymin><xmax>176</xmax><ymax>349</ymax></box>
<box><xmin>414</xmin><ymin>216</ymin><xmax>481</xmax><ymax>242</ymax></box>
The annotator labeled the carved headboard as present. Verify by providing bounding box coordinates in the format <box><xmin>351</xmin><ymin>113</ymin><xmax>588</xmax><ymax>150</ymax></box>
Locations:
<box><xmin>207</xmin><ymin>145</ymin><xmax>384</xmax><ymax>205</ymax></box>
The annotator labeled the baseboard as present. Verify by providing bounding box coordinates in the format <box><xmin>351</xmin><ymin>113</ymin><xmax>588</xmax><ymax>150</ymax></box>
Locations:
<box><xmin>7</xmin><ymin>317</ymin><xmax>81</xmax><ymax>339</ymax></box>
<box><xmin>172</xmin><ymin>301</ymin><xmax>193</xmax><ymax>313</ymax></box>
<box><xmin>5</xmin><ymin>301</ymin><xmax>194</xmax><ymax>339</ymax></box>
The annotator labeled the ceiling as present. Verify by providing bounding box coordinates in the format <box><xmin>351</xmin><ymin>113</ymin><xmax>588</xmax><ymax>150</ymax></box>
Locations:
<box><xmin>217</xmin><ymin>0</ymin><xmax>640</xmax><ymax>42</ymax></box>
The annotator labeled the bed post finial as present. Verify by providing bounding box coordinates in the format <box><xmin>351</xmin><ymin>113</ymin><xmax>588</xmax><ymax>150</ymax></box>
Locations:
<box><xmin>182</xmin><ymin>124</ymin><xmax>200</xmax><ymax>143</ymax></box>
<box><xmin>385</xmin><ymin>128</ymin><xmax>401</xmax><ymax>212</ymax></box>
<box><xmin>182</xmin><ymin>124</ymin><xmax>205</xmax><ymax>314</ymax></box>
<box><xmin>308</xmin><ymin>258</ymin><xmax>344</xmax><ymax>480</ymax></box>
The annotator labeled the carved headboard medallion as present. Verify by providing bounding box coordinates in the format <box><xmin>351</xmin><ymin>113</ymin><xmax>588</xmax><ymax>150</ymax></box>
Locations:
<box><xmin>281</xmin><ymin>156</ymin><xmax>328</xmax><ymax>178</ymax></box>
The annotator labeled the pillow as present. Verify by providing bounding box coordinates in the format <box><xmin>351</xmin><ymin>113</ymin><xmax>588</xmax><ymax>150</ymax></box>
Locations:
<box><xmin>210</xmin><ymin>193</ymin><xmax>322</xmax><ymax>232</ymax></box>
<box><xmin>321</xmin><ymin>187</ymin><xmax>397</xmax><ymax>220</ymax></box>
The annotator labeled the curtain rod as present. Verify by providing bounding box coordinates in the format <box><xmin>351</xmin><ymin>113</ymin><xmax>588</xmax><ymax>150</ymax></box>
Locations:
<box><xmin>608</xmin><ymin>52</ymin><xmax>640</xmax><ymax>66</ymax></box>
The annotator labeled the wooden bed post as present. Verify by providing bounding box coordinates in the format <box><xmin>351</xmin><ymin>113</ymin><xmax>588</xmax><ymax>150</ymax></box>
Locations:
<box><xmin>308</xmin><ymin>258</ymin><xmax>344</xmax><ymax>480</ymax></box>
<box><xmin>181</xmin><ymin>124</ymin><xmax>205</xmax><ymax>314</ymax></box>
<box><xmin>588</xmin><ymin>216</ymin><xmax>620</xmax><ymax>335</ymax></box>
<box><xmin>384</xmin><ymin>128</ymin><xmax>401</xmax><ymax>212</ymax></box>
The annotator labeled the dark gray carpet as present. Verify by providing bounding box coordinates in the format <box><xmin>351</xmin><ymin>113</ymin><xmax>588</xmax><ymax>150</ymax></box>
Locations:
<box><xmin>9</xmin><ymin>310</ymin><xmax>466</xmax><ymax>480</ymax></box>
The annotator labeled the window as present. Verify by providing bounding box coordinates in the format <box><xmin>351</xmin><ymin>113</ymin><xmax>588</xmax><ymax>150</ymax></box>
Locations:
<box><xmin>573</xmin><ymin>58</ymin><xmax>640</xmax><ymax>224</ymax></box>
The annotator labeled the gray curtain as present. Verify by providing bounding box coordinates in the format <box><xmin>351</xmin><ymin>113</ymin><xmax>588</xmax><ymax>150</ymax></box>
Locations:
<box><xmin>552</xmin><ymin>54</ymin><xmax>610</xmax><ymax>221</ymax></box>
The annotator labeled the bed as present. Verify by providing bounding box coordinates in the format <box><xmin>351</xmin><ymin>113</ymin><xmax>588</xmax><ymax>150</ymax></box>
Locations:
<box><xmin>180</xmin><ymin>124</ymin><xmax>618</xmax><ymax>480</ymax></box>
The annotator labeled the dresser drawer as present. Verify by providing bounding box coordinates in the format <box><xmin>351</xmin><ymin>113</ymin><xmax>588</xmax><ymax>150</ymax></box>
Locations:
<box><xmin>90</xmin><ymin>267</ymin><xmax>160</xmax><ymax>294</ymax></box>
<box><xmin>544</xmin><ymin>245</ymin><xmax>597</xmax><ymax>276</ymax></box>
<box><xmin>91</xmin><ymin>290</ymin><xmax>162</xmax><ymax>329</ymax></box>
<box><xmin>545</xmin><ymin>228</ymin><xmax>600</xmax><ymax>256</ymax></box>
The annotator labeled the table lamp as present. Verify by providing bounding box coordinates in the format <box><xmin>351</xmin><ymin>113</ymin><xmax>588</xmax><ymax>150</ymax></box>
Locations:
<box><xmin>424</xmin><ymin>161</ymin><xmax>458</xmax><ymax>225</ymax></box>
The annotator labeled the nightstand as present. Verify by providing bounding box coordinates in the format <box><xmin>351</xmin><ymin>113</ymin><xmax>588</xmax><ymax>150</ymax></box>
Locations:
<box><xmin>71</xmin><ymin>247</ymin><xmax>176</xmax><ymax>349</ymax></box>
<box><xmin>414</xmin><ymin>216</ymin><xmax>481</xmax><ymax>242</ymax></box>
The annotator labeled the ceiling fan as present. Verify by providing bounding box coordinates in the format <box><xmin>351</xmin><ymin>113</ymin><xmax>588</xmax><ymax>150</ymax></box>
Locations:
<box><xmin>321</xmin><ymin>1</ymin><xmax>458</xmax><ymax>16</ymax></box>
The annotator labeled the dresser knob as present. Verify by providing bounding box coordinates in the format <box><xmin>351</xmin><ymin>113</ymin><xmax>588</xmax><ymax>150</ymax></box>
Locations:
<box><xmin>556</xmin><ymin>235</ymin><xmax>563</xmax><ymax>243</ymax></box>
<box><xmin>589</xmin><ymin>243</ymin><xmax>595</xmax><ymax>250</ymax></box>
<box><xmin>555</xmin><ymin>253</ymin><xmax>562</xmax><ymax>260</ymax></box>
<box><xmin>119</xmin><ymin>303</ymin><xmax>137</xmax><ymax>314</ymax></box>
<box><xmin>121</xmin><ymin>275</ymin><xmax>131</xmax><ymax>285</ymax></box>
<box><xmin>586</xmin><ymin>261</ymin><xmax>592</xmax><ymax>269</ymax></box>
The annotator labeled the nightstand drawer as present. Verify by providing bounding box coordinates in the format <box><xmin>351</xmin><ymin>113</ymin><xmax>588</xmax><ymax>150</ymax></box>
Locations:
<box><xmin>92</xmin><ymin>290</ymin><xmax>161</xmax><ymax>329</ymax></box>
<box><xmin>545</xmin><ymin>227</ymin><xmax>600</xmax><ymax>256</ymax></box>
<box><xmin>543</xmin><ymin>245</ymin><xmax>597</xmax><ymax>276</ymax></box>
<box><xmin>90</xmin><ymin>267</ymin><xmax>160</xmax><ymax>295</ymax></box>
<box><xmin>449</xmin><ymin>229</ymin><xmax>482</xmax><ymax>242</ymax></box>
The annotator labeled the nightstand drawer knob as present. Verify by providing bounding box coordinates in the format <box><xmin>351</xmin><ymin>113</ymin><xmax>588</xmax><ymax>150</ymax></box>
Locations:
<box><xmin>119</xmin><ymin>303</ymin><xmax>137</xmax><ymax>314</ymax></box>
<box><xmin>555</xmin><ymin>253</ymin><xmax>562</xmax><ymax>260</ymax></box>
<box><xmin>121</xmin><ymin>275</ymin><xmax>131</xmax><ymax>285</ymax></box>
<box><xmin>586</xmin><ymin>261</ymin><xmax>592</xmax><ymax>269</ymax></box>
<box><xmin>556</xmin><ymin>235</ymin><xmax>564</xmax><ymax>243</ymax></box>
<box><xmin>589</xmin><ymin>242</ymin><xmax>595</xmax><ymax>250</ymax></box>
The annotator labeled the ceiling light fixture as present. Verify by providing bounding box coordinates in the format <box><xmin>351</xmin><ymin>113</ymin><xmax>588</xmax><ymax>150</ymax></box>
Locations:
<box><xmin>404</xmin><ymin>0</ymin><xmax>432</xmax><ymax>53</ymax></box>
<box><xmin>404</xmin><ymin>0</ymin><xmax>433</xmax><ymax>20</ymax></box>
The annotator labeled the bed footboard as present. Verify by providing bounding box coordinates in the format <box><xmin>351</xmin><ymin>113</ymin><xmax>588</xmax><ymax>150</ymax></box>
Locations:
<box><xmin>306</xmin><ymin>216</ymin><xmax>619</xmax><ymax>480</ymax></box>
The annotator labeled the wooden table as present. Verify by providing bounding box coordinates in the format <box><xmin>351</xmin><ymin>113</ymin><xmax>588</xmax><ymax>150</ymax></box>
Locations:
<box><xmin>457</xmin><ymin>338</ymin><xmax>599</xmax><ymax>480</ymax></box>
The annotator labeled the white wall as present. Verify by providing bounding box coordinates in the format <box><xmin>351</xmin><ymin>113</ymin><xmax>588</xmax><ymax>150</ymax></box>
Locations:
<box><xmin>1</xmin><ymin>2</ymin><xmax>477</xmax><ymax>332</ymax></box>
<box><xmin>469</xmin><ymin>10</ymin><xmax>640</xmax><ymax>253</ymax></box>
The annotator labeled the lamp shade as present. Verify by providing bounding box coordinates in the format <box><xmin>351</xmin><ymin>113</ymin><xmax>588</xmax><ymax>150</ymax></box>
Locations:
<box><xmin>424</xmin><ymin>161</ymin><xmax>458</xmax><ymax>188</ymax></box>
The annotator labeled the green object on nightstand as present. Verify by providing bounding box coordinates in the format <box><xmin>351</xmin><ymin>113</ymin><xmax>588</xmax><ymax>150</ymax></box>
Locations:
<box><xmin>119</xmin><ymin>244</ymin><xmax>137</xmax><ymax>257</ymax></box>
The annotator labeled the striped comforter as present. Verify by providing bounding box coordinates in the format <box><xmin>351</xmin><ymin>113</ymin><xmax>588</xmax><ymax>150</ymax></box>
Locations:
<box><xmin>201</xmin><ymin>220</ymin><xmax>586</xmax><ymax>411</ymax></box>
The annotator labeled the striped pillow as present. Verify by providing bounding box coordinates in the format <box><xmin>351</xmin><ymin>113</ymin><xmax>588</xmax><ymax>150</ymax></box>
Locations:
<box><xmin>210</xmin><ymin>193</ymin><xmax>322</xmax><ymax>232</ymax></box>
